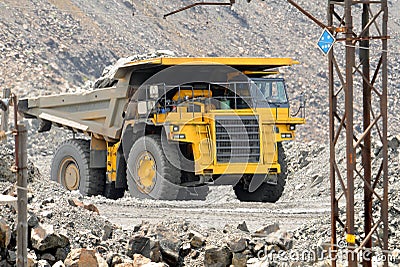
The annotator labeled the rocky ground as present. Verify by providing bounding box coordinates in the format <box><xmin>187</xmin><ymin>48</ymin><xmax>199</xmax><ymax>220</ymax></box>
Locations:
<box><xmin>1</xmin><ymin>135</ymin><xmax>399</xmax><ymax>266</ymax></box>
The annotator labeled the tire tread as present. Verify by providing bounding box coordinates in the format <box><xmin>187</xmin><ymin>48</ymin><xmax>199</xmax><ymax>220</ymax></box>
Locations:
<box><xmin>51</xmin><ymin>139</ymin><xmax>104</xmax><ymax>196</ymax></box>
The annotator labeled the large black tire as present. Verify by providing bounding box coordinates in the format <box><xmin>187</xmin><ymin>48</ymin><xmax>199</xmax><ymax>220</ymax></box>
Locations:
<box><xmin>126</xmin><ymin>135</ymin><xmax>181</xmax><ymax>200</ymax></box>
<box><xmin>233</xmin><ymin>143</ymin><xmax>287</xmax><ymax>203</ymax></box>
<box><xmin>51</xmin><ymin>139</ymin><xmax>105</xmax><ymax>196</ymax></box>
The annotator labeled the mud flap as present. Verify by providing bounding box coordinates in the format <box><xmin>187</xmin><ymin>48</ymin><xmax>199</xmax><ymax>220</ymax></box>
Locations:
<box><xmin>249</xmin><ymin>174</ymin><xmax>278</xmax><ymax>192</ymax></box>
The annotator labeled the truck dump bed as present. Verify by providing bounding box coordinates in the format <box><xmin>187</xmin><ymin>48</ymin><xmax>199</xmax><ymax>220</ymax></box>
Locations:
<box><xmin>18</xmin><ymin>86</ymin><xmax>129</xmax><ymax>141</ymax></box>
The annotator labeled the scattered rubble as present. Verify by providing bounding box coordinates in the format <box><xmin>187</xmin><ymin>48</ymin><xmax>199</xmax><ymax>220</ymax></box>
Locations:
<box><xmin>1</xmin><ymin>131</ymin><xmax>399</xmax><ymax>266</ymax></box>
<box><xmin>1</xmin><ymin>130</ymin><xmax>400</xmax><ymax>266</ymax></box>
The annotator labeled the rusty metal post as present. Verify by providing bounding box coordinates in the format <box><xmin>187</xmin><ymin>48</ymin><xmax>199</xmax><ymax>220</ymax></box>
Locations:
<box><xmin>361</xmin><ymin>3</ymin><xmax>372</xmax><ymax>266</ymax></box>
<box><xmin>381</xmin><ymin>1</ymin><xmax>389</xmax><ymax>266</ymax></box>
<box><xmin>14</xmin><ymin>97</ymin><xmax>28</xmax><ymax>266</ymax></box>
<box><xmin>328</xmin><ymin>3</ymin><xmax>337</xmax><ymax>266</ymax></box>
<box><xmin>344</xmin><ymin>1</ymin><xmax>357</xmax><ymax>265</ymax></box>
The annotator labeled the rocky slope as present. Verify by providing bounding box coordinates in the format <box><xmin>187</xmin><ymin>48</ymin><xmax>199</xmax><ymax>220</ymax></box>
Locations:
<box><xmin>0</xmin><ymin>0</ymin><xmax>399</xmax><ymax>142</ymax></box>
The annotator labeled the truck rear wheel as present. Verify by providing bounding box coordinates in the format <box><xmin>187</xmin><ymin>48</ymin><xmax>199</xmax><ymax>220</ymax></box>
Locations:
<box><xmin>126</xmin><ymin>135</ymin><xmax>181</xmax><ymax>200</ymax></box>
<box><xmin>233</xmin><ymin>143</ymin><xmax>287</xmax><ymax>203</ymax></box>
<box><xmin>51</xmin><ymin>139</ymin><xmax>105</xmax><ymax>196</ymax></box>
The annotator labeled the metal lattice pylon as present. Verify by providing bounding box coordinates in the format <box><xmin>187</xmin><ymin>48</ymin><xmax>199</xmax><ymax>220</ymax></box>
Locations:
<box><xmin>328</xmin><ymin>1</ymin><xmax>389</xmax><ymax>266</ymax></box>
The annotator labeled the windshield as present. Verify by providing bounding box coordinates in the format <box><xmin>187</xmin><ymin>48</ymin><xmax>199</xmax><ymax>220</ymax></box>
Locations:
<box><xmin>252</xmin><ymin>79</ymin><xmax>288</xmax><ymax>104</ymax></box>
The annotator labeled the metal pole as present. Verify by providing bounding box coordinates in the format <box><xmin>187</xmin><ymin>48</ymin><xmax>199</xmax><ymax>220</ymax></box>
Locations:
<box><xmin>15</xmin><ymin>102</ymin><xmax>28</xmax><ymax>266</ymax></box>
<box><xmin>381</xmin><ymin>1</ymin><xmax>389</xmax><ymax>266</ymax></box>
<box><xmin>344</xmin><ymin>0</ymin><xmax>357</xmax><ymax>266</ymax></box>
<box><xmin>328</xmin><ymin>3</ymin><xmax>337</xmax><ymax>266</ymax></box>
<box><xmin>360</xmin><ymin>3</ymin><xmax>372</xmax><ymax>267</ymax></box>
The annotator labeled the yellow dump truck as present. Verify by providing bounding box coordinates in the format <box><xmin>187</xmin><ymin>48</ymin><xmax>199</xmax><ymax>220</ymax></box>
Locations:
<box><xmin>18</xmin><ymin>57</ymin><xmax>305</xmax><ymax>202</ymax></box>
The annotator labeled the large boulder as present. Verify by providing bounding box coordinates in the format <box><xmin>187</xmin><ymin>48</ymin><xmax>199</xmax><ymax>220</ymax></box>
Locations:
<box><xmin>31</xmin><ymin>224</ymin><xmax>69</xmax><ymax>251</ymax></box>
<box><xmin>158</xmin><ymin>232</ymin><xmax>182</xmax><ymax>266</ymax></box>
<box><xmin>132</xmin><ymin>254</ymin><xmax>151</xmax><ymax>265</ymax></box>
<box><xmin>227</xmin><ymin>237</ymin><xmax>247</xmax><ymax>253</ymax></box>
<box><xmin>114</xmin><ymin>254</ymin><xmax>165</xmax><ymax>267</ymax></box>
<box><xmin>126</xmin><ymin>235</ymin><xmax>151</xmax><ymax>258</ymax></box>
<box><xmin>204</xmin><ymin>245</ymin><xmax>232</xmax><ymax>267</ymax></box>
<box><xmin>255</xmin><ymin>222</ymin><xmax>280</xmax><ymax>236</ymax></box>
<box><xmin>188</xmin><ymin>231</ymin><xmax>205</xmax><ymax>249</ymax></box>
<box><xmin>147</xmin><ymin>225</ymin><xmax>183</xmax><ymax>266</ymax></box>
<box><xmin>149</xmin><ymin>240</ymin><xmax>162</xmax><ymax>262</ymax></box>
<box><xmin>64</xmin><ymin>248</ymin><xmax>107</xmax><ymax>267</ymax></box>
<box><xmin>232</xmin><ymin>252</ymin><xmax>247</xmax><ymax>267</ymax></box>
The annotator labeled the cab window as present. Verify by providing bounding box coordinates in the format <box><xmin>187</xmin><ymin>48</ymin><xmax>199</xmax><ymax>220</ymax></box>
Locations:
<box><xmin>253</xmin><ymin>79</ymin><xmax>288</xmax><ymax>103</ymax></box>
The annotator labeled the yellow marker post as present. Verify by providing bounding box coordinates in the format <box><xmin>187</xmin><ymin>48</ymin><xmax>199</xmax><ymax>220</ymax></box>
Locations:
<box><xmin>346</xmin><ymin>233</ymin><xmax>356</xmax><ymax>244</ymax></box>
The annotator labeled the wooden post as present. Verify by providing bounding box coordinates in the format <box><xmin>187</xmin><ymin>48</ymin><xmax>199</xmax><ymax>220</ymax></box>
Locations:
<box><xmin>16</xmin><ymin>123</ymin><xmax>28</xmax><ymax>267</ymax></box>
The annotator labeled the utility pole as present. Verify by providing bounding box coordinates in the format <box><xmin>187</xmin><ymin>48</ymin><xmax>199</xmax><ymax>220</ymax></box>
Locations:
<box><xmin>163</xmin><ymin>1</ymin><xmax>390</xmax><ymax>266</ymax></box>
<box><xmin>327</xmin><ymin>1</ymin><xmax>389</xmax><ymax>267</ymax></box>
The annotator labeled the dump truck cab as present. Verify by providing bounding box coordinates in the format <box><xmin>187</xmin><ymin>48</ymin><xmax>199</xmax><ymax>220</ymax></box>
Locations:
<box><xmin>19</xmin><ymin>57</ymin><xmax>305</xmax><ymax>202</ymax></box>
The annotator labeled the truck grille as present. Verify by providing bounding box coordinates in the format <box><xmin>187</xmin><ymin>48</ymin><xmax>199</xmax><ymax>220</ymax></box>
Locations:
<box><xmin>215</xmin><ymin>116</ymin><xmax>260</xmax><ymax>163</ymax></box>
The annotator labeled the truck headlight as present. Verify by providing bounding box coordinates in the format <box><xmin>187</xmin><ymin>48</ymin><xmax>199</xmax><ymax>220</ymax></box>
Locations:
<box><xmin>172</xmin><ymin>125</ymin><xmax>179</xmax><ymax>132</ymax></box>
<box><xmin>288</xmin><ymin>125</ymin><xmax>296</xmax><ymax>131</ymax></box>
<box><xmin>173</xmin><ymin>134</ymin><xmax>186</xmax><ymax>139</ymax></box>
<box><xmin>281</xmin><ymin>133</ymin><xmax>292</xmax><ymax>138</ymax></box>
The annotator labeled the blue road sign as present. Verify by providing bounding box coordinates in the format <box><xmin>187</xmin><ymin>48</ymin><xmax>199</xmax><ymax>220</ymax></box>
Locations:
<box><xmin>317</xmin><ymin>28</ymin><xmax>335</xmax><ymax>55</ymax></box>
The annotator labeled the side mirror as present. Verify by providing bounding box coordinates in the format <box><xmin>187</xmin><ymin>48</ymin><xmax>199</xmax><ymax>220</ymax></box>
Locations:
<box><xmin>300</xmin><ymin>94</ymin><xmax>306</xmax><ymax>108</ymax></box>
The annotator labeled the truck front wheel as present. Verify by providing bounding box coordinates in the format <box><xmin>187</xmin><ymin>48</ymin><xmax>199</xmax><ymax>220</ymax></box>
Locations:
<box><xmin>126</xmin><ymin>135</ymin><xmax>181</xmax><ymax>200</ymax></box>
<box><xmin>51</xmin><ymin>139</ymin><xmax>105</xmax><ymax>196</ymax></box>
<box><xmin>233</xmin><ymin>143</ymin><xmax>287</xmax><ymax>203</ymax></box>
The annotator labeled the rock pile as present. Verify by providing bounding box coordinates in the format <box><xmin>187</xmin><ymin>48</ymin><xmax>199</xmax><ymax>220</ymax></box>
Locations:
<box><xmin>1</xmin><ymin>134</ymin><xmax>399</xmax><ymax>266</ymax></box>
<box><xmin>1</xmin><ymin>148</ymin><xmax>299</xmax><ymax>267</ymax></box>
<box><xmin>0</xmin><ymin>183</ymin><xmax>296</xmax><ymax>267</ymax></box>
